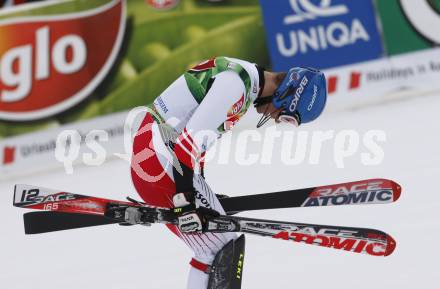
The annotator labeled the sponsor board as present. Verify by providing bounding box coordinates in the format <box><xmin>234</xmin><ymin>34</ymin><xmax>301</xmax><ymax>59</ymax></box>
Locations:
<box><xmin>323</xmin><ymin>48</ymin><xmax>440</xmax><ymax>112</ymax></box>
<box><xmin>235</xmin><ymin>47</ymin><xmax>440</xmax><ymax>130</ymax></box>
<box><xmin>259</xmin><ymin>0</ymin><xmax>383</xmax><ymax>70</ymax></box>
<box><xmin>0</xmin><ymin>0</ymin><xmax>267</xmax><ymax>141</ymax></box>
<box><xmin>0</xmin><ymin>0</ymin><xmax>126</xmax><ymax>121</ymax></box>
<box><xmin>0</xmin><ymin>111</ymin><xmax>130</xmax><ymax>180</ymax></box>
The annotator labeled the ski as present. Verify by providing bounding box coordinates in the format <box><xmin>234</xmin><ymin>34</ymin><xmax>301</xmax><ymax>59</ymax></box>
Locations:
<box><xmin>205</xmin><ymin>216</ymin><xmax>395</xmax><ymax>257</ymax></box>
<box><xmin>13</xmin><ymin>184</ymin><xmax>396</xmax><ymax>256</ymax></box>
<box><xmin>13</xmin><ymin>179</ymin><xmax>401</xmax><ymax>233</ymax></box>
<box><xmin>23</xmin><ymin>211</ymin><xmax>119</xmax><ymax>234</ymax></box>
<box><xmin>13</xmin><ymin>184</ymin><xmax>177</xmax><ymax>233</ymax></box>
<box><xmin>221</xmin><ymin>178</ymin><xmax>401</xmax><ymax>214</ymax></box>
<box><xmin>104</xmin><ymin>203</ymin><xmax>395</xmax><ymax>257</ymax></box>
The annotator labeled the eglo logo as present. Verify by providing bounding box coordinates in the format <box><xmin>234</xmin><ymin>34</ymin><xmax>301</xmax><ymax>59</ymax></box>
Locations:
<box><xmin>0</xmin><ymin>26</ymin><xmax>86</xmax><ymax>104</ymax></box>
<box><xmin>277</xmin><ymin>0</ymin><xmax>371</xmax><ymax>57</ymax></box>
<box><xmin>0</xmin><ymin>0</ymin><xmax>125</xmax><ymax>121</ymax></box>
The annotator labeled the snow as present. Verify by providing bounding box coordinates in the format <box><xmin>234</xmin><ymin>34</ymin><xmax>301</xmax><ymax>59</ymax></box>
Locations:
<box><xmin>1</xmin><ymin>92</ymin><xmax>440</xmax><ymax>289</ymax></box>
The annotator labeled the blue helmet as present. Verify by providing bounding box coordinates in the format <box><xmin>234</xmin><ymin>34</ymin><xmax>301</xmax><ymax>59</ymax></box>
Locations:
<box><xmin>272</xmin><ymin>67</ymin><xmax>327</xmax><ymax>126</ymax></box>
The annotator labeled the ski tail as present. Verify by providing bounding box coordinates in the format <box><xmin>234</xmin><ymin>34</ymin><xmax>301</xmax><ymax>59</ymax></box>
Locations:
<box><xmin>206</xmin><ymin>216</ymin><xmax>396</xmax><ymax>257</ymax></box>
<box><xmin>23</xmin><ymin>211</ymin><xmax>119</xmax><ymax>234</ymax></box>
<box><xmin>13</xmin><ymin>184</ymin><xmax>168</xmax><ymax>234</ymax></box>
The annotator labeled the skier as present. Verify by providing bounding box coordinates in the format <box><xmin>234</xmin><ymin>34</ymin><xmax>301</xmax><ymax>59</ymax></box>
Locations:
<box><xmin>128</xmin><ymin>56</ymin><xmax>327</xmax><ymax>289</ymax></box>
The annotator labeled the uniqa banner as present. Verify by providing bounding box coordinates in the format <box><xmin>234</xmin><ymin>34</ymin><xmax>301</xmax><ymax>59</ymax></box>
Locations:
<box><xmin>258</xmin><ymin>0</ymin><xmax>384</xmax><ymax>70</ymax></box>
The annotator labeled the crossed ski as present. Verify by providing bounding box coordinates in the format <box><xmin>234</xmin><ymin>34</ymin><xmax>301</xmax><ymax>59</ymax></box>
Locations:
<box><xmin>13</xmin><ymin>178</ymin><xmax>401</xmax><ymax>257</ymax></box>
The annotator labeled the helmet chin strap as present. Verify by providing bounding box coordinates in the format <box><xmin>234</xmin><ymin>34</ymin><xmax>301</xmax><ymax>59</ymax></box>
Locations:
<box><xmin>254</xmin><ymin>95</ymin><xmax>274</xmax><ymax>128</ymax></box>
<box><xmin>256</xmin><ymin>108</ymin><xmax>272</xmax><ymax>128</ymax></box>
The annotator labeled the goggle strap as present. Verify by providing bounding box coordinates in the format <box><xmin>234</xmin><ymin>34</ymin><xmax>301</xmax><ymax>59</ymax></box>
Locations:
<box><xmin>253</xmin><ymin>95</ymin><xmax>273</xmax><ymax>107</ymax></box>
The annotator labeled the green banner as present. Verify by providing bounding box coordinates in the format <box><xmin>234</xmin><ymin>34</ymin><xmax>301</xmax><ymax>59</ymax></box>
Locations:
<box><xmin>375</xmin><ymin>0</ymin><xmax>440</xmax><ymax>55</ymax></box>
<box><xmin>0</xmin><ymin>0</ymin><xmax>268</xmax><ymax>139</ymax></box>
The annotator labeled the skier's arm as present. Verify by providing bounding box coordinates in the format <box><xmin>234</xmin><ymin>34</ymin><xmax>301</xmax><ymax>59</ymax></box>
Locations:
<box><xmin>172</xmin><ymin>71</ymin><xmax>245</xmax><ymax>232</ymax></box>
<box><xmin>173</xmin><ymin>70</ymin><xmax>246</xmax><ymax>191</ymax></box>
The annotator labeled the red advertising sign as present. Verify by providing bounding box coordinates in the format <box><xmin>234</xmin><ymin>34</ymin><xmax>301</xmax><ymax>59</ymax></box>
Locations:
<box><xmin>0</xmin><ymin>0</ymin><xmax>125</xmax><ymax>121</ymax></box>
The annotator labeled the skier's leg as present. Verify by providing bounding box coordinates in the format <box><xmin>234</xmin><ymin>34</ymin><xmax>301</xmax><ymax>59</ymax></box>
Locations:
<box><xmin>131</xmin><ymin>113</ymin><xmax>176</xmax><ymax>209</ymax></box>
<box><xmin>131</xmin><ymin>113</ymin><xmax>245</xmax><ymax>288</ymax></box>
<box><xmin>181</xmin><ymin>175</ymin><xmax>245</xmax><ymax>289</ymax></box>
<box><xmin>187</xmin><ymin>267</ymin><xmax>209</xmax><ymax>289</ymax></box>
<box><xmin>187</xmin><ymin>235</ymin><xmax>246</xmax><ymax>289</ymax></box>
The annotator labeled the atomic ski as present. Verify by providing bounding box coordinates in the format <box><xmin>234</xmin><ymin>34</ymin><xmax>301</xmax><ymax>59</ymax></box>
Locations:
<box><xmin>205</xmin><ymin>216</ymin><xmax>395</xmax><ymax>257</ymax></box>
<box><xmin>12</xmin><ymin>179</ymin><xmax>401</xmax><ymax>232</ymax></box>
<box><xmin>13</xmin><ymin>184</ymin><xmax>397</xmax><ymax>256</ymax></box>
<box><xmin>221</xmin><ymin>178</ymin><xmax>401</xmax><ymax>214</ymax></box>
<box><xmin>104</xmin><ymin>203</ymin><xmax>395</xmax><ymax>257</ymax></box>
<box><xmin>23</xmin><ymin>211</ymin><xmax>119</xmax><ymax>234</ymax></box>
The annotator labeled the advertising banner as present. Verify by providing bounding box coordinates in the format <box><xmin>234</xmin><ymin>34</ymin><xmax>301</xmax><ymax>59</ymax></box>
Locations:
<box><xmin>324</xmin><ymin>48</ymin><xmax>440</xmax><ymax>112</ymax></box>
<box><xmin>258</xmin><ymin>0</ymin><xmax>383</xmax><ymax>70</ymax></box>
<box><xmin>1</xmin><ymin>0</ymin><xmax>440</xmax><ymax>179</ymax></box>
<box><xmin>0</xmin><ymin>0</ymin><xmax>268</xmax><ymax>178</ymax></box>
<box><xmin>0</xmin><ymin>110</ymin><xmax>128</xmax><ymax>180</ymax></box>
<box><xmin>0</xmin><ymin>0</ymin><xmax>125</xmax><ymax>121</ymax></box>
<box><xmin>0</xmin><ymin>0</ymin><xmax>267</xmax><ymax>138</ymax></box>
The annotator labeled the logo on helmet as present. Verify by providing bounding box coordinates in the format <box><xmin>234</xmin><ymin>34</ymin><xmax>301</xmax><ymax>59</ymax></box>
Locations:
<box><xmin>289</xmin><ymin>71</ymin><xmax>299</xmax><ymax>84</ymax></box>
<box><xmin>308</xmin><ymin>85</ymin><xmax>318</xmax><ymax>111</ymax></box>
<box><xmin>289</xmin><ymin>76</ymin><xmax>308</xmax><ymax>112</ymax></box>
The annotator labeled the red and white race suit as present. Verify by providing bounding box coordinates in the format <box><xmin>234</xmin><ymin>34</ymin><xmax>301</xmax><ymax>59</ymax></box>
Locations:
<box><xmin>131</xmin><ymin>56</ymin><xmax>263</xmax><ymax>289</ymax></box>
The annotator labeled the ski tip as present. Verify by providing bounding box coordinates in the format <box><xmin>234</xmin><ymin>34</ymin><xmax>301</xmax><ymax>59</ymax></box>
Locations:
<box><xmin>384</xmin><ymin>235</ymin><xmax>397</xmax><ymax>256</ymax></box>
<box><xmin>390</xmin><ymin>180</ymin><xmax>402</xmax><ymax>202</ymax></box>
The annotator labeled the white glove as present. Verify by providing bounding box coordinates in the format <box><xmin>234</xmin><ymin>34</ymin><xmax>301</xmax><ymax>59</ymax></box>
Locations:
<box><xmin>177</xmin><ymin>212</ymin><xmax>203</xmax><ymax>233</ymax></box>
<box><xmin>173</xmin><ymin>192</ymin><xmax>219</xmax><ymax>233</ymax></box>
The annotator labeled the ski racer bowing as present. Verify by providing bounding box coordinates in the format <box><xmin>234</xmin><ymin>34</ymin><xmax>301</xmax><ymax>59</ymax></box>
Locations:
<box><xmin>128</xmin><ymin>57</ymin><xmax>327</xmax><ymax>289</ymax></box>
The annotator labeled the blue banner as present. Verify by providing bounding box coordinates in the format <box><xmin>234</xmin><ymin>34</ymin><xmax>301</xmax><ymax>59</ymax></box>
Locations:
<box><xmin>259</xmin><ymin>0</ymin><xmax>384</xmax><ymax>70</ymax></box>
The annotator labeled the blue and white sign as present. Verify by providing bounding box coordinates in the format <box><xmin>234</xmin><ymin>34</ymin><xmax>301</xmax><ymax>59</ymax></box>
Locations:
<box><xmin>259</xmin><ymin>0</ymin><xmax>384</xmax><ymax>70</ymax></box>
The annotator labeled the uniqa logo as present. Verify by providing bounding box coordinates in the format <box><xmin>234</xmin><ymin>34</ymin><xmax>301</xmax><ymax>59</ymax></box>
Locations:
<box><xmin>284</xmin><ymin>0</ymin><xmax>349</xmax><ymax>25</ymax></box>
<box><xmin>0</xmin><ymin>0</ymin><xmax>126</xmax><ymax>121</ymax></box>
<box><xmin>277</xmin><ymin>0</ymin><xmax>370</xmax><ymax>57</ymax></box>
